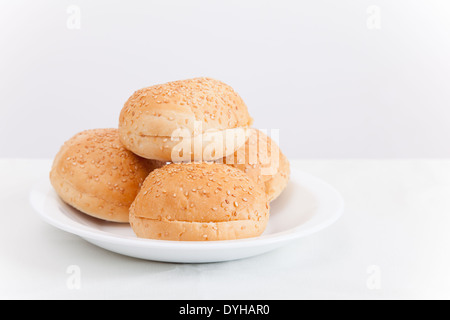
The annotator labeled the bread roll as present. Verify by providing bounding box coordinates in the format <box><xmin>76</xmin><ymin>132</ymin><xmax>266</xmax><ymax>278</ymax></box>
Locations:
<box><xmin>50</xmin><ymin>129</ymin><xmax>165</xmax><ymax>223</ymax></box>
<box><xmin>118</xmin><ymin>77</ymin><xmax>253</xmax><ymax>162</ymax></box>
<box><xmin>129</xmin><ymin>162</ymin><xmax>269</xmax><ymax>241</ymax></box>
<box><xmin>219</xmin><ymin>128</ymin><xmax>290</xmax><ymax>201</ymax></box>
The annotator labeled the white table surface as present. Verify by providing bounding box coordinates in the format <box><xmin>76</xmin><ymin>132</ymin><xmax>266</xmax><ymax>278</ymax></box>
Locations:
<box><xmin>1</xmin><ymin>159</ymin><xmax>449</xmax><ymax>300</ymax></box>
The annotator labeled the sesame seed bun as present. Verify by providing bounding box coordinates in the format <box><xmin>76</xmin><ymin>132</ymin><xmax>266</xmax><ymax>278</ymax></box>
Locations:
<box><xmin>129</xmin><ymin>162</ymin><xmax>269</xmax><ymax>241</ymax></box>
<box><xmin>219</xmin><ymin>129</ymin><xmax>290</xmax><ymax>202</ymax></box>
<box><xmin>118</xmin><ymin>77</ymin><xmax>253</xmax><ymax>162</ymax></box>
<box><xmin>50</xmin><ymin>129</ymin><xmax>165</xmax><ymax>223</ymax></box>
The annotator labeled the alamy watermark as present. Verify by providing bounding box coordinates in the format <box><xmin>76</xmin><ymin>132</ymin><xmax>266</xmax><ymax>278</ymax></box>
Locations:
<box><xmin>67</xmin><ymin>5</ymin><xmax>81</xmax><ymax>30</ymax></box>
<box><xmin>66</xmin><ymin>265</ymin><xmax>81</xmax><ymax>290</ymax></box>
<box><xmin>168</xmin><ymin>121</ymin><xmax>281</xmax><ymax>175</ymax></box>
<box><xmin>367</xmin><ymin>5</ymin><xmax>381</xmax><ymax>30</ymax></box>
<box><xmin>366</xmin><ymin>265</ymin><xmax>382</xmax><ymax>290</ymax></box>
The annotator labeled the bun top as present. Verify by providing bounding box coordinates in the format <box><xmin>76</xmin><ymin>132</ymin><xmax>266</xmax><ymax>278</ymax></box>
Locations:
<box><xmin>131</xmin><ymin>162</ymin><xmax>269</xmax><ymax>223</ymax></box>
<box><xmin>119</xmin><ymin>77</ymin><xmax>253</xmax><ymax>137</ymax></box>
<box><xmin>51</xmin><ymin>128</ymin><xmax>163</xmax><ymax>207</ymax></box>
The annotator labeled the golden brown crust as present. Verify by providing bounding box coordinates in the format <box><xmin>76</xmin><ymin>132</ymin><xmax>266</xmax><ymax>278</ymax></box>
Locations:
<box><xmin>130</xmin><ymin>162</ymin><xmax>269</xmax><ymax>240</ymax></box>
<box><xmin>129</xmin><ymin>216</ymin><xmax>268</xmax><ymax>241</ymax></box>
<box><xmin>50</xmin><ymin>129</ymin><xmax>165</xmax><ymax>222</ymax></box>
<box><xmin>118</xmin><ymin>78</ymin><xmax>253</xmax><ymax>161</ymax></box>
<box><xmin>51</xmin><ymin>170</ymin><xmax>130</xmax><ymax>222</ymax></box>
<box><xmin>219</xmin><ymin>129</ymin><xmax>290</xmax><ymax>202</ymax></box>
<box><xmin>265</xmin><ymin>151</ymin><xmax>290</xmax><ymax>202</ymax></box>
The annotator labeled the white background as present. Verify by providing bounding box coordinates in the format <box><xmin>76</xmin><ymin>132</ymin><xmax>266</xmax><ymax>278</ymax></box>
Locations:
<box><xmin>1</xmin><ymin>0</ymin><xmax>450</xmax><ymax>159</ymax></box>
<box><xmin>1</xmin><ymin>2</ymin><xmax>450</xmax><ymax>300</ymax></box>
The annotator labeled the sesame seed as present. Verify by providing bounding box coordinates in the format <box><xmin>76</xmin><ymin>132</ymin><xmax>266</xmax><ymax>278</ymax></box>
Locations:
<box><xmin>173</xmin><ymin>193</ymin><xmax>177</xmax><ymax>198</ymax></box>
<box><xmin>242</xmin><ymin>198</ymin><xmax>248</xmax><ymax>202</ymax></box>
<box><xmin>234</xmin><ymin>201</ymin><xmax>239</xmax><ymax>207</ymax></box>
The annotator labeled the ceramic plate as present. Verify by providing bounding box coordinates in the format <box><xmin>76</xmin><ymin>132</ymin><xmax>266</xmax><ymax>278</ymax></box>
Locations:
<box><xmin>30</xmin><ymin>168</ymin><xmax>344</xmax><ymax>263</ymax></box>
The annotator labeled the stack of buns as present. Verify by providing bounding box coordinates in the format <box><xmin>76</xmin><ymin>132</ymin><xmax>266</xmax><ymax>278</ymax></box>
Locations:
<box><xmin>50</xmin><ymin>77</ymin><xmax>290</xmax><ymax>241</ymax></box>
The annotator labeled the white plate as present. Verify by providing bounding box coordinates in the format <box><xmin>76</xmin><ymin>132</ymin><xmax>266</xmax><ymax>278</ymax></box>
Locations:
<box><xmin>30</xmin><ymin>169</ymin><xmax>344</xmax><ymax>263</ymax></box>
